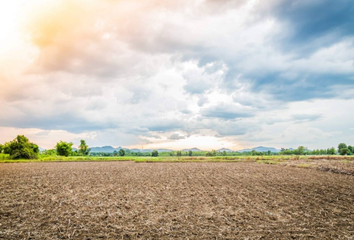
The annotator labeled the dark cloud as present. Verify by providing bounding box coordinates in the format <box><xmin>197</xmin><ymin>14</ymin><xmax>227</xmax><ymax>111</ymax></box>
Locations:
<box><xmin>145</xmin><ymin>120</ymin><xmax>185</xmax><ymax>132</ymax></box>
<box><xmin>0</xmin><ymin>112</ymin><xmax>115</xmax><ymax>134</ymax></box>
<box><xmin>201</xmin><ymin>104</ymin><xmax>254</xmax><ymax>120</ymax></box>
<box><xmin>272</xmin><ymin>0</ymin><xmax>354</xmax><ymax>53</ymax></box>
<box><xmin>169</xmin><ymin>133</ymin><xmax>186</xmax><ymax>140</ymax></box>
<box><xmin>248</xmin><ymin>72</ymin><xmax>354</xmax><ymax>102</ymax></box>
<box><xmin>292</xmin><ymin>114</ymin><xmax>322</xmax><ymax>122</ymax></box>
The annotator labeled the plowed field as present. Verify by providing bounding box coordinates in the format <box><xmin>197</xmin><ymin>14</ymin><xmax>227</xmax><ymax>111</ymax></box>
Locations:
<box><xmin>1</xmin><ymin>162</ymin><xmax>353</xmax><ymax>239</ymax></box>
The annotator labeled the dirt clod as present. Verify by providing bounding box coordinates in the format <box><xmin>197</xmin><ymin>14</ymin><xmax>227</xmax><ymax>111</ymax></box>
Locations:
<box><xmin>0</xmin><ymin>162</ymin><xmax>353</xmax><ymax>239</ymax></box>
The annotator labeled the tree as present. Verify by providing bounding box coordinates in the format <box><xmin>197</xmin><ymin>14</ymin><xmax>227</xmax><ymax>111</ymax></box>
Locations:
<box><xmin>56</xmin><ymin>141</ymin><xmax>73</xmax><ymax>157</ymax></box>
<box><xmin>0</xmin><ymin>144</ymin><xmax>3</xmax><ymax>153</ymax></box>
<box><xmin>338</xmin><ymin>143</ymin><xmax>347</xmax><ymax>153</ymax></box>
<box><xmin>3</xmin><ymin>142</ymin><xmax>11</xmax><ymax>154</ymax></box>
<box><xmin>188</xmin><ymin>150</ymin><xmax>193</xmax><ymax>156</ymax></box>
<box><xmin>295</xmin><ymin>146</ymin><xmax>307</xmax><ymax>155</ymax></box>
<box><xmin>206</xmin><ymin>150</ymin><xmax>217</xmax><ymax>157</ymax></box>
<box><xmin>327</xmin><ymin>147</ymin><xmax>336</xmax><ymax>155</ymax></box>
<box><xmin>152</xmin><ymin>150</ymin><xmax>159</xmax><ymax>157</ymax></box>
<box><xmin>119</xmin><ymin>149</ymin><xmax>125</xmax><ymax>156</ymax></box>
<box><xmin>5</xmin><ymin>135</ymin><xmax>39</xmax><ymax>159</ymax></box>
<box><xmin>79</xmin><ymin>140</ymin><xmax>90</xmax><ymax>156</ymax></box>
<box><xmin>177</xmin><ymin>151</ymin><xmax>182</xmax><ymax>157</ymax></box>
<box><xmin>348</xmin><ymin>145</ymin><xmax>353</xmax><ymax>155</ymax></box>
<box><xmin>340</xmin><ymin>148</ymin><xmax>350</xmax><ymax>156</ymax></box>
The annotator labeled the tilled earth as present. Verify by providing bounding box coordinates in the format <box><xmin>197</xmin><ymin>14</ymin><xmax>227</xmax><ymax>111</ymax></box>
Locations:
<box><xmin>0</xmin><ymin>162</ymin><xmax>353</xmax><ymax>239</ymax></box>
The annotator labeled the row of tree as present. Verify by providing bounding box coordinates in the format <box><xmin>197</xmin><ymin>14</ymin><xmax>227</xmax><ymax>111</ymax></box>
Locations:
<box><xmin>0</xmin><ymin>136</ymin><xmax>91</xmax><ymax>159</ymax></box>
<box><xmin>279</xmin><ymin>144</ymin><xmax>353</xmax><ymax>156</ymax></box>
<box><xmin>0</xmin><ymin>135</ymin><xmax>353</xmax><ymax>159</ymax></box>
<box><xmin>338</xmin><ymin>143</ymin><xmax>354</xmax><ymax>156</ymax></box>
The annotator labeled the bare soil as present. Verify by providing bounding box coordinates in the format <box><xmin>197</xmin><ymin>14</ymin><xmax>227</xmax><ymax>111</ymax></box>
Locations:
<box><xmin>281</xmin><ymin>159</ymin><xmax>354</xmax><ymax>175</ymax></box>
<box><xmin>0</xmin><ymin>162</ymin><xmax>353</xmax><ymax>239</ymax></box>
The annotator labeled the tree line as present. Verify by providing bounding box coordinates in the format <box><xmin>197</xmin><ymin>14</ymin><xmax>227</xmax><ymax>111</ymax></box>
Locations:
<box><xmin>0</xmin><ymin>135</ymin><xmax>353</xmax><ymax>159</ymax></box>
<box><xmin>0</xmin><ymin>136</ymin><xmax>91</xmax><ymax>159</ymax></box>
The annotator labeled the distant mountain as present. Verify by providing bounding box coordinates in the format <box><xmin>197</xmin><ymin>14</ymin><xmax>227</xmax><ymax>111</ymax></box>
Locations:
<box><xmin>181</xmin><ymin>148</ymin><xmax>202</xmax><ymax>152</ymax></box>
<box><xmin>237</xmin><ymin>146</ymin><xmax>280</xmax><ymax>153</ymax></box>
<box><xmin>90</xmin><ymin>146</ymin><xmax>121</xmax><ymax>153</ymax></box>
<box><xmin>90</xmin><ymin>146</ymin><xmax>174</xmax><ymax>153</ymax></box>
<box><xmin>217</xmin><ymin>148</ymin><xmax>234</xmax><ymax>152</ymax></box>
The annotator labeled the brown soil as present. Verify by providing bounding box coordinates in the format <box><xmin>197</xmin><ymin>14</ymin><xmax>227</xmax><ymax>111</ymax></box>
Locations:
<box><xmin>281</xmin><ymin>159</ymin><xmax>354</xmax><ymax>175</ymax></box>
<box><xmin>0</xmin><ymin>162</ymin><xmax>353</xmax><ymax>239</ymax></box>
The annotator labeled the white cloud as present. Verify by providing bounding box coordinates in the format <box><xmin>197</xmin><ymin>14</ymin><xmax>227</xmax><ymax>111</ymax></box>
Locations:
<box><xmin>0</xmin><ymin>0</ymin><xmax>354</xmax><ymax>150</ymax></box>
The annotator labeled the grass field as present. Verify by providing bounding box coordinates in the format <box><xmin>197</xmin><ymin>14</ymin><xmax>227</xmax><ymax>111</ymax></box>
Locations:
<box><xmin>0</xmin><ymin>161</ymin><xmax>353</xmax><ymax>239</ymax></box>
<box><xmin>1</xmin><ymin>153</ymin><xmax>354</xmax><ymax>163</ymax></box>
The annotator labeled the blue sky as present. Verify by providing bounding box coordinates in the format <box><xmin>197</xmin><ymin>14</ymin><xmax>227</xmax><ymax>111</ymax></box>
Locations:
<box><xmin>0</xmin><ymin>0</ymin><xmax>353</xmax><ymax>150</ymax></box>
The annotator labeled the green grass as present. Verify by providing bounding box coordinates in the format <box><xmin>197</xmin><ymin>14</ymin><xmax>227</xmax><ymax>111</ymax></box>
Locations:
<box><xmin>1</xmin><ymin>154</ymin><xmax>354</xmax><ymax>164</ymax></box>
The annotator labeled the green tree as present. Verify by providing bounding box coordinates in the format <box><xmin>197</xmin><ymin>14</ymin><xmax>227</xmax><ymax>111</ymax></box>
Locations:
<box><xmin>152</xmin><ymin>150</ymin><xmax>159</xmax><ymax>157</ymax></box>
<box><xmin>79</xmin><ymin>140</ymin><xmax>90</xmax><ymax>156</ymax></box>
<box><xmin>3</xmin><ymin>142</ymin><xmax>11</xmax><ymax>154</ymax></box>
<box><xmin>177</xmin><ymin>151</ymin><xmax>182</xmax><ymax>157</ymax></box>
<box><xmin>5</xmin><ymin>135</ymin><xmax>39</xmax><ymax>159</ymax></box>
<box><xmin>348</xmin><ymin>145</ymin><xmax>353</xmax><ymax>154</ymax></box>
<box><xmin>206</xmin><ymin>150</ymin><xmax>217</xmax><ymax>156</ymax></box>
<box><xmin>295</xmin><ymin>146</ymin><xmax>307</xmax><ymax>155</ymax></box>
<box><xmin>188</xmin><ymin>150</ymin><xmax>193</xmax><ymax>156</ymax></box>
<box><xmin>340</xmin><ymin>148</ymin><xmax>350</xmax><ymax>156</ymax></box>
<box><xmin>338</xmin><ymin>143</ymin><xmax>347</xmax><ymax>153</ymax></box>
<box><xmin>56</xmin><ymin>141</ymin><xmax>73</xmax><ymax>157</ymax></box>
<box><xmin>119</xmin><ymin>149</ymin><xmax>125</xmax><ymax>156</ymax></box>
<box><xmin>327</xmin><ymin>147</ymin><xmax>336</xmax><ymax>155</ymax></box>
<box><xmin>0</xmin><ymin>144</ymin><xmax>3</xmax><ymax>153</ymax></box>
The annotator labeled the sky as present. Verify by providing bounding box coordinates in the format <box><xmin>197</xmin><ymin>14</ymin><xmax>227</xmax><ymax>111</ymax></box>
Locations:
<box><xmin>0</xmin><ymin>0</ymin><xmax>354</xmax><ymax>150</ymax></box>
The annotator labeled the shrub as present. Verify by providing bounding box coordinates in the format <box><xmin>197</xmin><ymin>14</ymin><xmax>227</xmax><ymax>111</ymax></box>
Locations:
<box><xmin>5</xmin><ymin>135</ymin><xmax>39</xmax><ymax>159</ymax></box>
<box><xmin>152</xmin><ymin>150</ymin><xmax>159</xmax><ymax>157</ymax></box>
<box><xmin>339</xmin><ymin>148</ymin><xmax>350</xmax><ymax>156</ymax></box>
<box><xmin>56</xmin><ymin>141</ymin><xmax>73</xmax><ymax>157</ymax></box>
<box><xmin>119</xmin><ymin>149</ymin><xmax>125</xmax><ymax>156</ymax></box>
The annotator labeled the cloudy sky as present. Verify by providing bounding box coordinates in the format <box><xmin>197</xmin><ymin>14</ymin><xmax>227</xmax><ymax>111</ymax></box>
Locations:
<box><xmin>0</xmin><ymin>0</ymin><xmax>353</xmax><ymax>150</ymax></box>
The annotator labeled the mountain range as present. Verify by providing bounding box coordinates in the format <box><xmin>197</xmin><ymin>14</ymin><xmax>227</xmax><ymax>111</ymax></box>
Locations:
<box><xmin>87</xmin><ymin>146</ymin><xmax>281</xmax><ymax>153</ymax></box>
<box><xmin>237</xmin><ymin>146</ymin><xmax>280</xmax><ymax>153</ymax></box>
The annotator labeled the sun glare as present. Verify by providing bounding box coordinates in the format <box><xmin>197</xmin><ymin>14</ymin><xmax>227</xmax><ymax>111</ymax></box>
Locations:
<box><xmin>0</xmin><ymin>1</ymin><xmax>20</xmax><ymax>54</ymax></box>
<box><xmin>0</xmin><ymin>0</ymin><xmax>54</xmax><ymax>55</ymax></box>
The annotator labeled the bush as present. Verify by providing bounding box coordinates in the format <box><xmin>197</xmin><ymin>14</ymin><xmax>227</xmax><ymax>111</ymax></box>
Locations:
<box><xmin>119</xmin><ymin>149</ymin><xmax>125</xmax><ymax>156</ymax></box>
<box><xmin>5</xmin><ymin>135</ymin><xmax>39</xmax><ymax>159</ymax></box>
<box><xmin>340</xmin><ymin>148</ymin><xmax>350</xmax><ymax>156</ymax></box>
<box><xmin>152</xmin><ymin>150</ymin><xmax>159</xmax><ymax>157</ymax></box>
<box><xmin>56</xmin><ymin>141</ymin><xmax>73</xmax><ymax>157</ymax></box>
